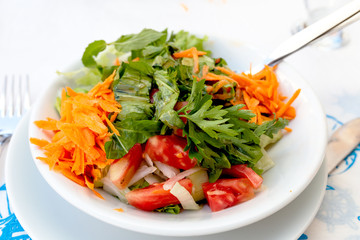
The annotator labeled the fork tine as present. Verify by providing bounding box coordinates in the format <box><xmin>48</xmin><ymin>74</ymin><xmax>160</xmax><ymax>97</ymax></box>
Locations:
<box><xmin>8</xmin><ymin>75</ymin><xmax>15</xmax><ymax>118</ymax></box>
<box><xmin>22</xmin><ymin>74</ymin><xmax>31</xmax><ymax>114</ymax></box>
<box><xmin>0</xmin><ymin>75</ymin><xmax>31</xmax><ymax>118</ymax></box>
<box><xmin>0</xmin><ymin>76</ymin><xmax>6</xmax><ymax>117</ymax></box>
<box><xmin>14</xmin><ymin>75</ymin><xmax>22</xmax><ymax>117</ymax></box>
<box><xmin>7</xmin><ymin>76</ymin><xmax>14</xmax><ymax>117</ymax></box>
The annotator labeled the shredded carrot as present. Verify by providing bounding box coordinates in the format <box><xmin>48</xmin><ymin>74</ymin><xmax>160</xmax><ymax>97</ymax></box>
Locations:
<box><xmin>284</xmin><ymin>127</ymin><xmax>292</xmax><ymax>132</ymax></box>
<box><xmin>114</xmin><ymin>58</ymin><xmax>121</xmax><ymax>66</ymax></box>
<box><xmin>202</xmin><ymin>64</ymin><xmax>209</xmax><ymax>79</ymax></box>
<box><xmin>90</xmin><ymin>189</ymin><xmax>105</xmax><ymax>200</ymax></box>
<box><xmin>114</xmin><ymin>208</ymin><xmax>124</xmax><ymax>212</ymax></box>
<box><xmin>276</xmin><ymin>89</ymin><xmax>301</xmax><ymax>117</ymax></box>
<box><xmin>31</xmin><ymin>71</ymin><xmax>121</xmax><ymax>194</ymax></box>
<box><xmin>204</xmin><ymin>65</ymin><xmax>301</xmax><ymax>125</ymax></box>
<box><xmin>173</xmin><ymin>47</ymin><xmax>207</xmax><ymax>73</ymax></box>
<box><xmin>30</xmin><ymin>138</ymin><xmax>50</xmax><ymax>147</ymax></box>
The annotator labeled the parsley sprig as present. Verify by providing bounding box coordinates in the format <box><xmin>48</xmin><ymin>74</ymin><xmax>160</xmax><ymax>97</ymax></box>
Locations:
<box><xmin>180</xmin><ymin>79</ymin><xmax>287</xmax><ymax>182</ymax></box>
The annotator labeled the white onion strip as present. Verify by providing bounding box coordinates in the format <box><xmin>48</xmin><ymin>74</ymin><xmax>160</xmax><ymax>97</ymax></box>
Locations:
<box><xmin>144</xmin><ymin>174</ymin><xmax>162</xmax><ymax>185</ymax></box>
<box><xmin>153</xmin><ymin>161</ymin><xmax>180</xmax><ymax>179</ymax></box>
<box><xmin>153</xmin><ymin>168</ymin><xmax>168</xmax><ymax>180</ymax></box>
<box><xmin>128</xmin><ymin>165</ymin><xmax>157</xmax><ymax>186</ymax></box>
<box><xmin>170</xmin><ymin>182</ymin><xmax>200</xmax><ymax>210</ymax></box>
<box><xmin>144</xmin><ymin>153</ymin><xmax>154</xmax><ymax>167</ymax></box>
<box><xmin>102</xmin><ymin>177</ymin><xmax>129</xmax><ymax>203</ymax></box>
<box><xmin>163</xmin><ymin>167</ymin><xmax>204</xmax><ymax>190</ymax></box>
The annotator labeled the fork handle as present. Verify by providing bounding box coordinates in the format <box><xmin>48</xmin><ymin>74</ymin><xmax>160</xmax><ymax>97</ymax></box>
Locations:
<box><xmin>266</xmin><ymin>0</ymin><xmax>360</xmax><ymax>66</ymax></box>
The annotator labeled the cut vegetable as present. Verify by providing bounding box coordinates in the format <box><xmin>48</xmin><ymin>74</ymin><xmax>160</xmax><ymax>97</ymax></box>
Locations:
<box><xmin>109</xmin><ymin>143</ymin><xmax>143</xmax><ymax>189</ymax></box>
<box><xmin>170</xmin><ymin>182</ymin><xmax>201</xmax><ymax>210</ymax></box>
<box><xmin>30</xmin><ymin>72</ymin><xmax>121</xmax><ymax>190</ymax></box>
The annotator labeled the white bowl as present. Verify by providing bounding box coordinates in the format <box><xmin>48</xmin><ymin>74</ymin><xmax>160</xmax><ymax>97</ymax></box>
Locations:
<box><xmin>28</xmin><ymin>36</ymin><xmax>327</xmax><ymax>237</ymax></box>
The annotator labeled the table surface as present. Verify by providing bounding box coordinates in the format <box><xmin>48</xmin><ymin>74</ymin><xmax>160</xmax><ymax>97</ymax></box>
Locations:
<box><xmin>1</xmin><ymin>0</ymin><xmax>360</xmax><ymax>239</ymax></box>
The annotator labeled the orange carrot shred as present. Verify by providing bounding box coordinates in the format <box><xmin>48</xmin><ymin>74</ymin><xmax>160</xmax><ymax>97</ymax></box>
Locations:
<box><xmin>276</xmin><ymin>89</ymin><xmax>301</xmax><ymax>117</ymax></box>
<box><xmin>211</xmin><ymin>65</ymin><xmax>300</xmax><ymax>124</ymax></box>
<box><xmin>173</xmin><ymin>47</ymin><xmax>207</xmax><ymax>73</ymax></box>
<box><xmin>31</xmin><ymin>69</ymin><xmax>121</xmax><ymax>198</ymax></box>
<box><xmin>284</xmin><ymin>127</ymin><xmax>292</xmax><ymax>132</ymax></box>
<box><xmin>92</xmin><ymin>189</ymin><xmax>105</xmax><ymax>200</ymax></box>
<box><xmin>30</xmin><ymin>138</ymin><xmax>50</xmax><ymax>147</ymax></box>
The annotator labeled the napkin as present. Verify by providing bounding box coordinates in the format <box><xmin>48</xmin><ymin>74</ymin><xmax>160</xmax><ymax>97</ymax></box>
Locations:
<box><xmin>301</xmin><ymin>115</ymin><xmax>360</xmax><ymax>239</ymax></box>
<box><xmin>0</xmin><ymin>144</ymin><xmax>30</xmax><ymax>239</ymax></box>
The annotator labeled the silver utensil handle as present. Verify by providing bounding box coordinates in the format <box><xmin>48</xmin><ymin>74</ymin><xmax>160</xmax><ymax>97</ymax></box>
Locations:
<box><xmin>266</xmin><ymin>0</ymin><xmax>360</xmax><ymax>66</ymax></box>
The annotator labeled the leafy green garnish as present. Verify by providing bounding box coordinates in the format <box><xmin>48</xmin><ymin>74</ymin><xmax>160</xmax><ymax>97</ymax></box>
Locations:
<box><xmin>113</xmin><ymin>29</ymin><xmax>166</xmax><ymax>53</ymax></box>
<box><xmin>82</xmin><ymin>40</ymin><xmax>107</xmax><ymax>68</ymax></box>
<box><xmin>153</xmin><ymin>70</ymin><xmax>184</xmax><ymax>129</ymax></box>
<box><xmin>254</xmin><ymin>117</ymin><xmax>289</xmax><ymax>138</ymax></box>
<box><xmin>129</xmin><ymin>179</ymin><xmax>150</xmax><ymax>190</ymax></box>
<box><xmin>105</xmin><ymin>119</ymin><xmax>161</xmax><ymax>159</ymax></box>
<box><xmin>155</xmin><ymin>204</ymin><xmax>181</xmax><ymax>214</ymax></box>
<box><xmin>169</xmin><ymin>30</ymin><xmax>207</xmax><ymax>51</ymax></box>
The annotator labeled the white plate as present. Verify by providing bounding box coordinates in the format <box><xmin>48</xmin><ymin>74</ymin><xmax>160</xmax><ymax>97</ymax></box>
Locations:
<box><xmin>27</xmin><ymin>36</ymin><xmax>327</xmax><ymax>236</ymax></box>
<box><xmin>6</xmin><ymin>112</ymin><xmax>327</xmax><ymax>240</ymax></box>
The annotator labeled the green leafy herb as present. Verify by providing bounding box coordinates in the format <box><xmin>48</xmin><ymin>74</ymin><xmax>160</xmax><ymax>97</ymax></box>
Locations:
<box><xmin>82</xmin><ymin>40</ymin><xmax>107</xmax><ymax>68</ymax></box>
<box><xmin>113</xmin><ymin>29</ymin><xmax>166</xmax><ymax>53</ymax></box>
<box><xmin>153</xmin><ymin>69</ymin><xmax>184</xmax><ymax>129</ymax></box>
<box><xmin>105</xmin><ymin>119</ymin><xmax>161</xmax><ymax>159</ymax></box>
<box><xmin>155</xmin><ymin>204</ymin><xmax>181</xmax><ymax>214</ymax></box>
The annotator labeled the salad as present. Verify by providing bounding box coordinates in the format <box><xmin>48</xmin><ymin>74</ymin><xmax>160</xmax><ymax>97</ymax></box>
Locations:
<box><xmin>30</xmin><ymin>29</ymin><xmax>300</xmax><ymax>213</ymax></box>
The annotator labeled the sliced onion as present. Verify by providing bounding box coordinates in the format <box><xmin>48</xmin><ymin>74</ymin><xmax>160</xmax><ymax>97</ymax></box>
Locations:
<box><xmin>144</xmin><ymin>174</ymin><xmax>163</xmax><ymax>185</ymax></box>
<box><xmin>153</xmin><ymin>161</ymin><xmax>180</xmax><ymax>179</ymax></box>
<box><xmin>163</xmin><ymin>167</ymin><xmax>204</xmax><ymax>190</ymax></box>
<box><xmin>153</xmin><ymin>169</ymin><xmax>168</xmax><ymax>180</ymax></box>
<box><xmin>102</xmin><ymin>177</ymin><xmax>129</xmax><ymax>203</ymax></box>
<box><xmin>128</xmin><ymin>165</ymin><xmax>157</xmax><ymax>186</ymax></box>
<box><xmin>170</xmin><ymin>182</ymin><xmax>200</xmax><ymax>210</ymax></box>
<box><xmin>144</xmin><ymin>153</ymin><xmax>154</xmax><ymax>167</ymax></box>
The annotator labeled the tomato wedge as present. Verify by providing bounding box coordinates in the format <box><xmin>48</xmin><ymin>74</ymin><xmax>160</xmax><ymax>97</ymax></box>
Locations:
<box><xmin>108</xmin><ymin>143</ymin><xmax>143</xmax><ymax>189</ymax></box>
<box><xmin>222</xmin><ymin>164</ymin><xmax>263</xmax><ymax>189</ymax></box>
<box><xmin>145</xmin><ymin>135</ymin><xmax>197</xmax><ymax>170</ymax></box>
<box><xmin>173</xmin><ymin>101</ymin><xmax>188</xmax><ymax>136</ymax></box>
<box><xmin>202</xmin><ymin>178</ymin><xmax>255</xmax><ymax>212</ymax></box>
<box><xmin>126</xmin><ymin>179</ymin><xmax>193</xmax><ymax>211</ymax></box>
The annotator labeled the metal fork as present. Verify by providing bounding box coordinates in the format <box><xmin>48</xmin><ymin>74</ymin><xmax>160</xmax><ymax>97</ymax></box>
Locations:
<box><xmin>0</xmin><ymin>75</ymin><xmax>31</xmax><ymax>152</ymax></box>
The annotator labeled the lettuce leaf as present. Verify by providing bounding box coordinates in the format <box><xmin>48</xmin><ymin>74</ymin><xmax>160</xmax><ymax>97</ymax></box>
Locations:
<box><xmin>105</xmin><ymin>119</ymin><xmax>162</xmax><ymax>159</ymax></box>
<box><xmin>153</xmin><ymin>69</ymin><xmax>184</xmax><ymax>129</ymax></box>
<box><xmin>169</xmin><ymin>30</ymin><xmax>207</xmax><ymax>51</ymax></box>
<box><xmin>82</xmin><ymin>40</ymin><xmax>107</xmax><ymax>68</ymax></box>
<box><xmin>113</xmin><ymin>29</ymin><xmax>166</xmax><ymax>53</ymax></box>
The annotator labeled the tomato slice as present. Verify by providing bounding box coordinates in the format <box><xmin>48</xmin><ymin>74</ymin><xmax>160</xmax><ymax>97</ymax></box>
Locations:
<box><xmin>222</xmin><ymin>164</ymin><xmax>263</xmax><ymax>189</ymax></box>
<box><xmin>149</xmin><ymin>88</ymin><xmax>159</xmax><ymax>103</ymax></box>
<box><xmin>145</xmin><ymin>135</ymin><xmax>197</xmax><ymax>170</ymax></box>
<box><xmin>108</xmin><ymin>143</ymin><xmax>143</xmax><ymax>189</ymax></box>
<box><xmin>126</xmin><ymin>179</ymin><xmax>193</xmax><ymax>211</ymax></box>
<box><xmin>202</xmin><ymin>178</ymin><xmax>255</xmax><ymax>212</ymax></box>
<box><xmin>173</xmin><ymin>101</ymin><xmax>188</xmax><ymax>137</ymax></box>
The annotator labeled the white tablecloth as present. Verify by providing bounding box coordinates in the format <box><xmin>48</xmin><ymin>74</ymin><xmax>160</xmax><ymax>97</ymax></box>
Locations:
<box><xmin>1</xmin><ymin>0</ymin><xmax>359</xmax><ymax>239</ymax></box>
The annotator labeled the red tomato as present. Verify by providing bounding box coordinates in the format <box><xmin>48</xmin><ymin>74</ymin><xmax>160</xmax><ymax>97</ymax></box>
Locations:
<box><xmin>202</xmin><ymin>178</ymin><xmax>255</xmax><ymax>212</ymax></box>
<box><xmin>145</xmin><ymin>135</ymin><xmax>197</xmax><ymax>170</ymax></box>
<box><xmin>149</xmin><ymin>88</ymin><xmax>159</xmax><ymax>103</ymax></box>
<box><xmin>173</xmin><ymin>101</ymin><xmax>188</xmax><ymax>137</ymax></box>
<box><xmin>174</xmin><ymin>101</ymin><xmax>188</xmax><ymax>111</ymax></box>
<box><xmin>108</xmin><ymin>143</ymin><xmax>143</xmax><ymax>189</ymax></box>
<box><xmin>222</xmin><ymin>164</ymin><xmax>263</xmax><ymax>189</ymax></box>
<box><xmin>126</xmin><ymin>179</ymin><xmax>193</xmax><ymax>211</ymax></box>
